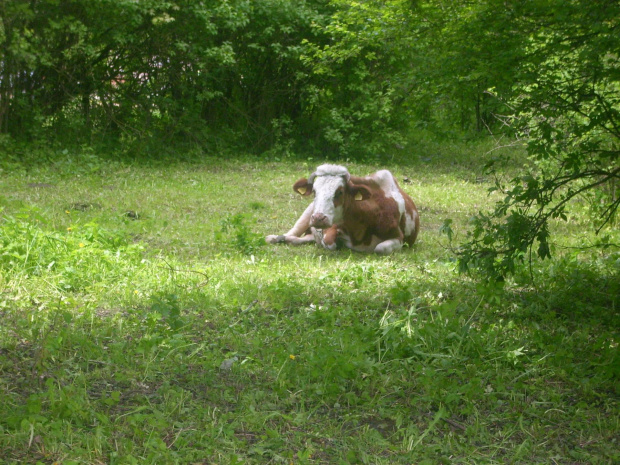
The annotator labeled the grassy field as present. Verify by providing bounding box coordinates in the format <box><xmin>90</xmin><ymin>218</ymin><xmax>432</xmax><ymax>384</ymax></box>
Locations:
<box><xmin>0</xmin><ymin>141</ymin><xmax>618</xmax><ymax>464</ymax></box>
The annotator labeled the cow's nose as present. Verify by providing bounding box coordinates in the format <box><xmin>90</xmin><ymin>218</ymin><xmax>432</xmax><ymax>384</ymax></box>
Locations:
<box><xmin>311</xmin><ymin>213</ymin><xmax>329</xmax><ymax>228</ymax></box>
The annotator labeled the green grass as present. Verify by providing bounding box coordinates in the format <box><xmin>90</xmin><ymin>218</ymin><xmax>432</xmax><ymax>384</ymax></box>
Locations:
<box><xmin>0</xmin><ymin>142</ymin><xmax>618</xmax><ymax>464</ymax></box>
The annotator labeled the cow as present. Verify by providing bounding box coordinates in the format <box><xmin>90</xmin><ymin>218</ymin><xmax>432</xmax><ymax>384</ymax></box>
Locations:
<box><xmin>266</xmin><ymin>164</ymin><xmax>419</xmax><ymax>254</ymax></box>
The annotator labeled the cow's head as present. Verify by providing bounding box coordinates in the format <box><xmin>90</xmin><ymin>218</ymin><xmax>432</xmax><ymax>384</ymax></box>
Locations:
<box><xmin>293</xmin><ymin>164</ymin><xmax>371</xmax><ymax>229</ymax></box>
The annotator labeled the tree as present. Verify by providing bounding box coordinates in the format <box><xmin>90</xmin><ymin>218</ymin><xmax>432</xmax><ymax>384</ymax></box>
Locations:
<box><xmin>0</xmin><ymin>0</ymin><xmax>333</xmax><ymax>151</ymax></box>
<box><xmin>454</xmin><ymin>0</ymin><xmax>620</xmax><ymax>277</ymax></box>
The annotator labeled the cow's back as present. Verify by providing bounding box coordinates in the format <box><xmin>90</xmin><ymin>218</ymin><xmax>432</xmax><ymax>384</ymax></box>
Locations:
<box><xmin>370</xmin><ymin>170</ymin><xmax>419</xmax><ymax>245</ymax></box>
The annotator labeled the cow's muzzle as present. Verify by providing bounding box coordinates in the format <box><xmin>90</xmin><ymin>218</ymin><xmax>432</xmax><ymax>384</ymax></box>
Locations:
<box><xmin>310</xmin><ymin>212</ymin><xmax>331</xmax><ymax>228</ymax></box>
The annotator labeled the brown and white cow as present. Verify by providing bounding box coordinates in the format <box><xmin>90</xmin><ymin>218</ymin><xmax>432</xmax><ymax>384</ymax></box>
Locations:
<box><xmin>266</xmin><ymin>164</ymin><xmax>419</xmax><ymax>254</ymax></box>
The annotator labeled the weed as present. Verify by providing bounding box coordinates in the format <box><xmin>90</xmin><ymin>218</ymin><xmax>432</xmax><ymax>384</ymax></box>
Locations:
<box><xmin>218</xmin><ymin>213</ymin><xmax>264</xmax><ymax>255</ymax></box>
<box><xmin>148</xmin><ymin>292</ymin><xmax>184</xmax><ymax>333</ymax></box>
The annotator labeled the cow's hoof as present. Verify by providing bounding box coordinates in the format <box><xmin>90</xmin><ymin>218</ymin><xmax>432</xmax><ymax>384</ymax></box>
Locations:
<box><xmin>311</xmin><ymin>227</ymin><xmax>323</xmax><ymax>245</ymax></box>
<box><xmin>266</xmin><ymin>235</ymin><xmax>286</xmax><ymax>244</ymax></box>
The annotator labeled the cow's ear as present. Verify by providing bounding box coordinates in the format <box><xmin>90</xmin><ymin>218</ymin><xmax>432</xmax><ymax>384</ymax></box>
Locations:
<box><xmin>349</xmin><ymin>184</ymin><xmax>371</xmax><ymax>201</ymax></box>
<box><xmin>293</xmin><ymin>178</ymin><xmax>313</xmax><ymax>196</ymax></box>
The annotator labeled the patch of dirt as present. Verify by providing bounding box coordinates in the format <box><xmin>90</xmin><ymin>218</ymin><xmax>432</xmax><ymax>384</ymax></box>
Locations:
<box><xmin>70</xmin><ymin>202</ymin><xmax>102</xmax><ymax>211</ymax></box>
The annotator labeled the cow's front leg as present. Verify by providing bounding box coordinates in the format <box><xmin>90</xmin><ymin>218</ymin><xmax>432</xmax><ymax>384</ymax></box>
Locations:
<box><xmin>312</xmin><ymin>225</ymin><xmax>339</xmax><ymax>250</ymax></box>
<box><xmin>266</xmin><ymin>233</ymin><xmax>316</xmax><ymax>245</ymax></box>
<box><xmin>266</xmin><ymin>202</ymin><xmax>316</xmax><ymax>245</ymax></box>
<box><xmin>373</xmin><ymin>238</ymin><xmax>403</xmax><ymax>255</ymax></box>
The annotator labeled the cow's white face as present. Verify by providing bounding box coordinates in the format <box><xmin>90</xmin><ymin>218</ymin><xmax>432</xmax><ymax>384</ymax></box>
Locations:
<box><xmin>310</xmin><ymin>174</ymin><xmax>347</xmax><ymax>228</ymax></box>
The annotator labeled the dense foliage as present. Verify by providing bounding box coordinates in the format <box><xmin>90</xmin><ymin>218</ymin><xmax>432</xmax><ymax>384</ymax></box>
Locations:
<box><xmin>0</xmin><ymin>0</ymin><xmax>548</xmax><ymax>154</ymax></box>
<box><xmin>1</xmin><ymin>0</ymin><xmax>332</xmax><ymax>152</ymax></box>
<box><xmin>450</xmin><ymin>0</ymin><xmax>620</xmax><ymax>276</ymax></box>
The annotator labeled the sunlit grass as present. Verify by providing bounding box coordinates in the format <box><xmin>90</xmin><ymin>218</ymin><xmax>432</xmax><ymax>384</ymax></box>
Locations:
<box><xmin>0</xmin><ymin>143</ymin><xmax>618</xmax><ymax>464</ymax></box>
